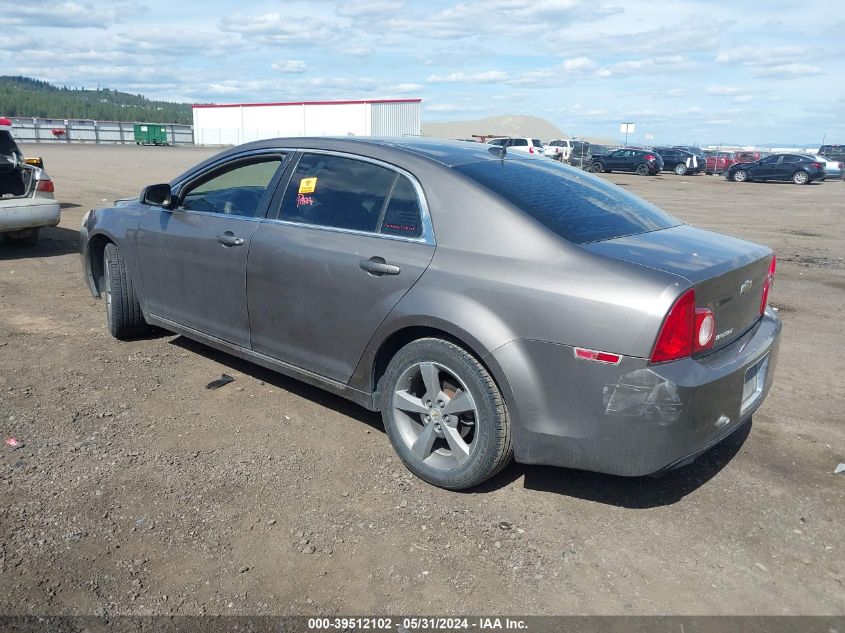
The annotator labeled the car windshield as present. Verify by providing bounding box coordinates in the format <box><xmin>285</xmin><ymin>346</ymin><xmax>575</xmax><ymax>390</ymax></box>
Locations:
<box><xmin>455</xmin><ymin>159</ymin><xmax>682</xmax><ymax>244</ymax></box>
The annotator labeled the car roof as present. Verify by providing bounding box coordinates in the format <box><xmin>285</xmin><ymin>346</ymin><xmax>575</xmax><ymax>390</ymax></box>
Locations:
<box><xmin>178</xmin><ymin>137</ymin><xmax>544</xmax><ymax>183</ymax></box>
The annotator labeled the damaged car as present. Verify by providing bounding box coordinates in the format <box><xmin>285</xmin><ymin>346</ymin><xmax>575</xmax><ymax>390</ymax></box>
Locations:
<box><xmin>80</xmin><ymin>137</ymin><xmax>781</xmax><ymax>490</ymax></box>
<box><xmin>0</xmin><ymin>118</ymin><xmax>60</xmax><ymax>246</ymax></box>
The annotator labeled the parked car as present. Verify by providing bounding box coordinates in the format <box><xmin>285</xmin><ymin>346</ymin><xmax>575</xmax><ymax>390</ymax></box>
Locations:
<box><xmin>705</xmin><ymin>151</ymin><xmax>736</xmax><ymax>175</ymax></box>
<box><xmin>811</xmin><ymin>154</ymin><xmax>843</xmax><ymax>180</ymax></box>
<box><xmin>735</xmin><ymin>151</ymin><xmax>767</xmax><ymax>163</ymax></box>
<box><xmin>590</xmin><ymin>148</ymin><xmax>664</xmax><ymax>175</ymax></box>
<box><xmin>1</xmin><ymin>117</ymin><xmax>60</xmax><ymax>246</ymax></box>
<box><xmin>725</xmin><ymin>153</ymin><xmax>826</xmax><ymax>185</ymax></box>
<box><xmin>80</xmin><ymin>137</ymin><xmax>781</xmax><ymax>490</ymax></box>
<box><xmin>654</xmin><ymin>147</ymin><xmax>704</xmax><ymax>175</ymax></box>
<box><xmin>545</xmin><ymin>139</ymin><xmax>576</xmax><ymax>161</ymax></box>
<box><xmin>568</xmin><ymin>143</ymin><xmax>616</xmax><ymax>169</ymax></box>
<box><xmin>486</xmin><ymin>137</ymin><xmax>545</xmax><ymax>156</ymax></box>
<box><xmin>818</xmin><ymin>144</ymin><xmax>845</xmax><ymax>163</ymax></box>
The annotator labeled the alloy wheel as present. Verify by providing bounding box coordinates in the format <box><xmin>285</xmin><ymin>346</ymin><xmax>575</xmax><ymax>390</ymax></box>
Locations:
<box><xmin>391</xmin><ymin>361</ymin><xmax>478</xmax><ymax>471</ymax></box>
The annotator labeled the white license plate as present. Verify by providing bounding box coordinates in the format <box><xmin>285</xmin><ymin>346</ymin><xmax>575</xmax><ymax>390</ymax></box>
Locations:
<box><xmin>741</xmin><ymin>355</ymin><xmax>769</xmax><ymax>414</ymax></box>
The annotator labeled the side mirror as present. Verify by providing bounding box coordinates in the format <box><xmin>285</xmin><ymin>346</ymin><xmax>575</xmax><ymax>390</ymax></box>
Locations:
<box><xmin>140</xmin><ymin>183</ymin><xmax>173</xmax><ymax>208</ymax></box>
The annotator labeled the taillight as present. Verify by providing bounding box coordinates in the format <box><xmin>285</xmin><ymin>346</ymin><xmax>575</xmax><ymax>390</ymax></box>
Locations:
<box><xmin>0</xmin><ymin>116</ymin><xmax>11</xmax><ymax>127</ymax></box>
<box><xmin>811</xmin><ymin>162</ymin><xmax>823</xmax><ymax>169</ymax></box>
<box><xmin>36</xmin><ymin>179</ymin><xmax>54</xmax><ymax>193</ymax></box>
<box><xmin>645</xmin><ymin>154</ymin><xmax>655</xmax><ymax>161</ymax></box>
<box><xmin>759</xmin><ymin>255</ymin><xmax>776</xmax><ymax>314</ymax></box>
<box><xmin>651</xmin><ymin>289</ymin><xmax>716</xmax><ymax>363</ymax></box>
<box><xmin>529</xmin><ymin>146</ymin><xmax>534</xmax><ymax>154</ymax></box>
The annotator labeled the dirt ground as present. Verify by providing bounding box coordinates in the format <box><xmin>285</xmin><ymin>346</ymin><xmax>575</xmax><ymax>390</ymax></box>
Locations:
<box><xmin>1</xmin><ymin>144</ymin><xmax>843</xmax><ymax>617</ymax></box>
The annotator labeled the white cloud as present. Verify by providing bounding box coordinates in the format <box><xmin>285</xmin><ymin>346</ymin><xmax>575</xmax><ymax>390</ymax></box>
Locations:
<box><xmin>427</xmin><ymin>71</ymin><xmax>508</xmax><ymax>83</ymax></box>
<box><xmin>733</xmin><ymin>95</ymin><xmax>753</xmax><ymax>103</ymax></box>
<box><xmin>562</xmin><ymin>57</ymin><xmax>597</xmax><ymax>71</ymax></box>
<box><xmin>706</xmin><ymin>86</ymin><xmax>740</xmax><ymax>95</ymax></box>
<box><xmin>750</xmin><ymin>64</ymin><xmax>822</xmax><ymax>78</ymax></box>
<box><xmin>272</xmin><ymin>60</ymin><xmax>308</xmax><ymax>73</ymax></box>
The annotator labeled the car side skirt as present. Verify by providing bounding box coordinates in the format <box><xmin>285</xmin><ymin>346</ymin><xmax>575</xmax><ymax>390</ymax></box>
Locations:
<box><xmin>146</xmin><ymin>314</ymin><xmax>376</xmax><ymax>411</ymax></box>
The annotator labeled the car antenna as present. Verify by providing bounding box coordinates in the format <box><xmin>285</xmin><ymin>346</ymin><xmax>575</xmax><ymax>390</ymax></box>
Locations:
<box><xmin>487</xmin><ymin>137</ymin><xmax>509</xmax><ymax>163</ymax></box>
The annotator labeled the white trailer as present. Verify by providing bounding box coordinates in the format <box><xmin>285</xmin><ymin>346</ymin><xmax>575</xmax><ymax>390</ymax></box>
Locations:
<box><xmin>192</xmin><ymin>98</ymin><xmax>422</xmax><ymax>145</ymax></box>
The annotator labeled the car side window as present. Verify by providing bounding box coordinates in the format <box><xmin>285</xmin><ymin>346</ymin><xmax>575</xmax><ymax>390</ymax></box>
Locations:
<box><xmin>181</xmin><ymin>157</ymin><xmax>283</xmax><ymax>217</ymax></box>
<box><xmin>279</xmin><ymin>153</ymin><xmax>396</xmax><ymax>233</ymax></box>
<box><xmin>781</xmin><ymin>155</ymin><xmax>800</xmax><ymax>164</ymax></box>
<box><xmin>512</xmin><ymin>139</ymin><xmax>528</xmax><ymax>147</ymax></box>
<box><xmin>380</xmin><ymin>176</ymin><xmax>423</xmax><ymax>239</ymax></box>
<box><xmin>760</xmin><ymin>156</ymin><xmax>780</xmax><ymax>165</ymax></box>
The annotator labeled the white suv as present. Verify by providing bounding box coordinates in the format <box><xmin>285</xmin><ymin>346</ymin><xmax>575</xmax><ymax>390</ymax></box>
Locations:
<box><xmin>544</xmin><ymin>139</ymin><xmax>576</xmax><ymax>161</ymax></box>
<box><xmin>486</xmin><ymin>137</ymin><xmax>545</xmax><ymax>157</ymax></box>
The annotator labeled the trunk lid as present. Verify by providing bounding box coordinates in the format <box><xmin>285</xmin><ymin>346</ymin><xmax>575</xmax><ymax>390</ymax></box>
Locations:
<box><xmin>582</xmin><ymin>224</ymin><xmax>773</xmax><ymax>352</ymax></box>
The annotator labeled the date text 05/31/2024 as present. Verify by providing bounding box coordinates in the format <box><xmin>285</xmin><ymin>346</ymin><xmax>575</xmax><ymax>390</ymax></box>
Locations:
<box><xmin>307</xmin><ymin>617</ymin><xmax>528</xmax><ymax>631</ymax></box>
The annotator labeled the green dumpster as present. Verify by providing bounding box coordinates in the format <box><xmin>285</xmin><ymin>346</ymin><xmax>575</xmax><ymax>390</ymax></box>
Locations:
<box><xmin>133</xmin><ymin>124</ymin><xmax>169</xmax><ymax>145</ymax></box>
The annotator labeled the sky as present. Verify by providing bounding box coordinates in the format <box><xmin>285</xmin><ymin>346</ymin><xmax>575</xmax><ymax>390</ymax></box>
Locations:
<box><xmin>1</xmin><ymin>0</ymin><xmax>843</xmax><ymax>145</ymax></box>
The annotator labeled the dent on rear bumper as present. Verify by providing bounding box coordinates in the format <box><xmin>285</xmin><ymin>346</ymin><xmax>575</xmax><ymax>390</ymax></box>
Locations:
<box><xmin>492</xmin><ymin>308</ymin><xmax>782</xmax><ymax>476</ymax></box>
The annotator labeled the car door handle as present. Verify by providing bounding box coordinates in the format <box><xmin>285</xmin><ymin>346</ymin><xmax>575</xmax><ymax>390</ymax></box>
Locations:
<box><xmin>217</xmin><ymin>232</ymin><xmax>244</xmax><ymax>247</ymax></box>
<box><xmin>359</xmin><ymin>257</ymin><xmax>400</xmax><ymax>276</ymax></box>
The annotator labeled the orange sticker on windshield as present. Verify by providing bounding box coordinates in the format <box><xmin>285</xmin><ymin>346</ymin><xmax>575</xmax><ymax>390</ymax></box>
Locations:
<box><xmin>298</xmin><ymin>177</ymin><xmax>317</xmax><ymax>194</ymax></box>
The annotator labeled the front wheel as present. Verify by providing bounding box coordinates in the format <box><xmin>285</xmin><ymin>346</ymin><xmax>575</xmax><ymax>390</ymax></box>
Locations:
<box><xmin>673</xmin><ymin>162</ymin><xmax>688</xmax><ymax>175</ymax></box>
<box><xmin>103</xmin><ymin>243</ymin><xmax>147</xmax><ymax>339</ymax></box>
<box><xmin>590</xmin><ymin>161</ymin><xmax>604</xmax><ymax>173</ymax></box>
<box><xmin>379</xmin><ymin>338</ymin><xmax>512</xmax><ymax>490</ymax></box>
<box><xmin>733</xmin><ymin>169</ymin><xmax>748</xmax><ymax>182</ymax></box>
<box><xmin>792</xmin><ymin>170</ymin><xmax>809</xmax><ymax>185</ymax></box>
<box><xmin>636</xmin><ymin>164</ymin><xmax>650</xmax><ymax>176</ymax></box>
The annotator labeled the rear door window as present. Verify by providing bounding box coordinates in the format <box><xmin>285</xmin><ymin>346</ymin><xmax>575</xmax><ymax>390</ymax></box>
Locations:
<box><xmin>512</xmin><ymin>139</ymin><xmax>528</xmax><ymax>147</ymax></box>
<box><xmin>781</xmin><ymin>155</ymin><xmax>800</xmax><ymax>164</ymax></box>
<box><xmin>455</xmin><ymin>159</ymin><xmax>681</xmax><ymax>244</ymax></box>
<box><xmin>279</xmin><ymin>153</ymin><xmax>396</xmax><ymax>233</ymax></box>
<box><xmin>380</xmin><ymin>176</ymin><xmax>423</xmax><ymax>238</ymax></box>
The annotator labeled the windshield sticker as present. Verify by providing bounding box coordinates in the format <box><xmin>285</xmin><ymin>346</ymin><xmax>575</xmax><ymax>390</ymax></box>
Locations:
<box><xmin>298</xmin><ymin>177</ymin><xmax>317</xmax><ymax>194</ymax></box>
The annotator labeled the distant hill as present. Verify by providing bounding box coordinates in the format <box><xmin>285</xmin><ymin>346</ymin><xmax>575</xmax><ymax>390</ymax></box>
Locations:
<box><xmin>0</xmin><ymin>76</ymin><xmax>191</xmax><ymax>124</ymax></box>
<box><xmin>422</xmin><ymin>114</ymin><xmax>565</xmax><ymax>141</ymax></box>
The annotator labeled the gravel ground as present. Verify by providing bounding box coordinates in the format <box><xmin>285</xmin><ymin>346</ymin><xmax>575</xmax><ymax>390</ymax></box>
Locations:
<box><xmin>1</xmin><ymin>144</ymin><xmax>843</xmax><ymax>616</ymax></box>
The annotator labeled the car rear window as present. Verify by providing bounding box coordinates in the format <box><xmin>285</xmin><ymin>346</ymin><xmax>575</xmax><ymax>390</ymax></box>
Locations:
<box><xmin>454</xmin><ymin>159</ymin><xmax>681</xmax><ymax>244</ymax></box>
<box><xmin>532</xmin><ymin>139</ymin><xmax>543</xmax><ymax>148</ymax></box>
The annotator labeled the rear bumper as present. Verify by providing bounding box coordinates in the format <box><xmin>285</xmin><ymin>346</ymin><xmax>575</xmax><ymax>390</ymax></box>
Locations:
<box><xmin>491</xmin><ymin>308</ymin><xmax>781</xmax><ymax>476</ymax></box>
<box><xmin>0</xmin><ymin>200</ymin><xmax>61</xmax><ymax>232</ymax></box>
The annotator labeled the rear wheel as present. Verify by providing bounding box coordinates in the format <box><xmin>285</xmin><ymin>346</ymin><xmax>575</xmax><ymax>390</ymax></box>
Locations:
<box><xmin>102</xmin><ymin>243</ymin><xmax>147</xmax><ymax>339</ymax></box>
<box><xmin>636</xmin><ymin>164</ymin><xmax>650</xmax><ymax>176</ymax></box>
<box><xmin>673</xmin><ymin>162</ymin><xmax>688</xmax><ymax>175</ymax></box>
<box><xmin>733</xmin><ymin>169</ymin><xmax>748</xmax><ymax>182</ymax></box>
<box><xmin>379</xmin><ymin>338</ymin><xmax>512</xmax><ymax>490</ymax></box>
<box><xmin>3</xmin><ymin>228</ymin><xmax>39</xmax><ymax>246</ymax></box>
<box><xmin>792</xmin><ymin>170</ymin><xmax>809</xmax><ymax>185</ymax></box>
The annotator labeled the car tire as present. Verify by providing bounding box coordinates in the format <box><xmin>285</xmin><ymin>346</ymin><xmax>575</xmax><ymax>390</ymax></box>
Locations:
<box><xmin>3</xmin><ymin>228</ymin><xmax>39</xmax><ymax>246</ymax></box>
<box><xmin>673</xmin><ymin>163</ymin><xmax>688</xmax><ymax>175</ymax></box>
<box><xmin>379</xmin><ymin>338</ymin><xmax>513</xmax><ymax>490</ymax></box>
<box><xmin>636</xmin><ymin>164</ymin><xmax>650</xmax><ymax>176</ymax></box>
<box><xmin>792</xmin><ymin>170</ymin><xmax>809</xmax><ymax>185</ymax></box>
<box><xmin>103</xmin><ymin>242</ymin><xmax>147</xmax><ymax>339</ymax></box>
<box><xmin>733</xmin><ymin>169</ymin><xmax>748</xmax><ymax>182</ymax></box>
<box><xmin>590</xmin><ymin>161</ymin><xmax>604</xmax><ymax>173</ymax></box>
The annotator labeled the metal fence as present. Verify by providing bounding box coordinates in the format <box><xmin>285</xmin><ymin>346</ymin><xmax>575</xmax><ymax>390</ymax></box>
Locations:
<box><xmin>7</xmin><ymin>117</ymin><xmax>193</xmax><ymax>145</ymax></box>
